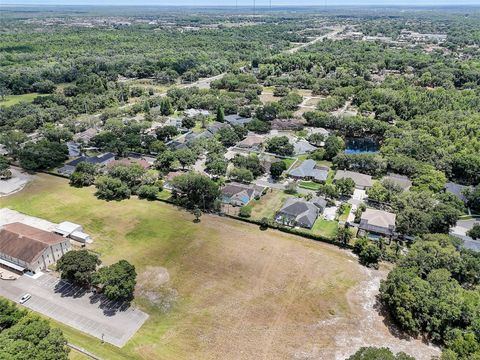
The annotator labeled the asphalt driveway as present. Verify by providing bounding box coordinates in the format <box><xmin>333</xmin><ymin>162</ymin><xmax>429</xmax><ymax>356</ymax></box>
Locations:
<box><xmin>0</xmin><ymin>273</ymin><xmax>148</xmax><ymax>347</ymax></box>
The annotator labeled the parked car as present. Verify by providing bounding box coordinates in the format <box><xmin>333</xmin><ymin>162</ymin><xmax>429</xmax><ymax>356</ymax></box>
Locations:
<box><xmin>19</xmin><ymin>293</ymin><xmax>31</xmax><ymax>304</ymax></box>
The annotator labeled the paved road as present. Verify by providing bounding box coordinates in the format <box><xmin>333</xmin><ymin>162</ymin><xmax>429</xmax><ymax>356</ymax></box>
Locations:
<box><xmin>0</xmin><ymin>274</ymin><xmax>148</xmax><ymax>347</ymax></box>
<box><xmin>285</xmin><ymin>26</ymin><xmax>344</xmax><ymax>54</ymax></box>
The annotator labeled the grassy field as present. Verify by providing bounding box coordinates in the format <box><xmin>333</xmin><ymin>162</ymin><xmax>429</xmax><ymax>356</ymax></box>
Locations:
<box><xmin>0</xmin><ymin>174</ymin><xmax>368</xmax><ymax>360</ymax></box>
<box><xmin>0</xmin><ymin>93</ymin><xmax>45</xmax><ymax>107</ymax></box>
<box><xmin>249</xmin><ymin>189</ymin><xmax>292</xmax><ymax>220</ymax></box>
<box><xmin>310</xmin><ymin>218</ymin><xmax>339</xmax><ymax>238</ymax></box>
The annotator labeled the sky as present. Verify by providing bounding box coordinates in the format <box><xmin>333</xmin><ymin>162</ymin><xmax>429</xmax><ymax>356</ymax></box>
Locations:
<box><xmin>2</xmin><ymin>0</ymin><xmax>480</xmax><ymax>6</ymax></box>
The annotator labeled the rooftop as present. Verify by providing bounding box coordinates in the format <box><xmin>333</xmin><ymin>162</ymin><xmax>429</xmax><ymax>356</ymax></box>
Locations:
<box><xmin>334</xmin><ymin>170</ymin><xmax>373</xmax><ymax>188</ymax></box>
<box><xmin>384</xmin><ymin>173</ymin><xmax>412</xmax><ymax>191</ymax></box>
<box><xmin>361</xmin><ymin>209</ymin><xmax>396</xmax><ymax>229</ymax></box>
<box><xmin>0</xmin><ymin>223</ymin><xmax>66</xmax><ymax>264</ymax></box>
<box><xmin>445</xmin><ymin>182</ymin><xmax>471</xmax><ymax>203</ymax></box>
<box><xmin>288</xmin><ymin>160</ymin><xmax>328</xmax><ymax>182</ymax></box>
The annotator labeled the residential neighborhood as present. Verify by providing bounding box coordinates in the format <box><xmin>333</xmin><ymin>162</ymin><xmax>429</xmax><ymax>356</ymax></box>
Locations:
<box><xmin>0</xmin><ymin>4</ymin><xmax>479</xmax><ymax>360</ymax></box>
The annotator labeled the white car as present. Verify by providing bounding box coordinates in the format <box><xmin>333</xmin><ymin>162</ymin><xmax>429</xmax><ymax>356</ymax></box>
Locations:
<box><xmin>19</xmin><ymin>293</ymin><xmax>31</xmax><ymax>304</ymax></box>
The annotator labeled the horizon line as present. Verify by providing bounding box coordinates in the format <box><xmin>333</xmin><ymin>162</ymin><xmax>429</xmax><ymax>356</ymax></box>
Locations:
<box><xmin>2</xmin><ymin>3</ymin><xmax>480</xmax><ymax>7</ymax></box>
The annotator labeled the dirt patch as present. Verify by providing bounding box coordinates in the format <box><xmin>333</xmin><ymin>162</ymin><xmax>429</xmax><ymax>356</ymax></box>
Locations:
<box><xmin>259</xmin><ymin>92</ymin><xmax>279</xmax><ymax>104</ymax></box>
<box><xmin>136</xmin><ymin>266</ymin><xmax>177</xmax><ymax>313</ymax></box>
<box><xmin>321</xmin><ymin>260</ymin><xmax>441</xmax><ymax>360</ymax></box>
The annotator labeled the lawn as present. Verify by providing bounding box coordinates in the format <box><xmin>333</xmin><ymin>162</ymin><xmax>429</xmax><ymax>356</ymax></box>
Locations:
<box><xmin>249</xmin><ymin>189</ymin><xmax>292</xmax><ymax>220</ymax></box>
<box><xmin>0</xmin><ymin>174</ymin><xmax>367</xmax><ymax>360</ymax></box>
<box><xmin>338</xmin><ymin>203</ymin><xmax>352</xmax><ymax>222</ymax></box>
<box><xmin>309</xmin><ymin>218</ymin><xmax>339</xmax><ymax>239</ymax></box>
<box><xmin>282</xmin><ymin>157</ymin><xmax>296</xmax><ymax>171</ymax></box>
<box><xmin>0</xmin><ymin>93</ymin><xmax>46</xmax><ymax>107</ymax></box>
<box><xmin>298</xmin><ymin>181</ymin><xmax>322</xmax><ymax>191</ymax></box>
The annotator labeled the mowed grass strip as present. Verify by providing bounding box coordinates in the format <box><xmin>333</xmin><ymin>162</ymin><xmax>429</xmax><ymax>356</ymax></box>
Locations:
<box><xmin>0</xmin><ymin>174</ymin><xmax>364</xmax><ymax>360</ymax></box>
<box><xmin>0</xmin><ymin>93</ymin><xmax>46</xmax><ymax>107</ymax></box>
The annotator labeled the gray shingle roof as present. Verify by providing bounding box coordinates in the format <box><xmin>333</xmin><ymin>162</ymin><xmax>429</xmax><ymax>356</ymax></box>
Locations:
<box><xmin>224</xmin><ymin>115</ymin><xmax>253</xmax><ymax>126</ymax></box>
<box><xmin>334</xmin><ymin>170</ymin><xmax>373</xmax><ymax>188</ymax></box>
<box><xmin>288</xmin><ymin>160</ymin><xmax>328</xmax><ymax>182</ymax></box>
<box><xmin>445</xmin><ymin>182</ymin><xmax>471</xmax><ymax>203</ymax></box>
<box><xmin>293</xmin><ymin>140</ymin><xmax>317</xmax><ymax>155</ymax></box>
<box><xmin>277</xmin><ymin>198</ymin><xmax>319</xmax><ymax>228</ymax></box>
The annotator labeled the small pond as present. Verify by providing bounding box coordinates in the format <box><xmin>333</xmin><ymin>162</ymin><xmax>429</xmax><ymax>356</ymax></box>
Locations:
<box><xmin>344</xmin><ymin>137</ymin><xmax>380</xmax><ymax>155</ymax></box>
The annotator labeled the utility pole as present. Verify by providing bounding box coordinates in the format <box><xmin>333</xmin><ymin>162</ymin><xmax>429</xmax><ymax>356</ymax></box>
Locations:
<box><xmin>253</xmin><ymin>0</ymin><xmax>256</xmax><ymax>15</ymax></box>
<box><xmin>270</xmin><ymin>0</ymin><xmax>272</xmax><ymax>10</ymax></box>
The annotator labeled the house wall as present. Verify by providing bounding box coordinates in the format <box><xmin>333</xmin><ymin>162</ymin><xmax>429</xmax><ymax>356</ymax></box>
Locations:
<box><xmin>359</xmin><ymin>221</ymin><xmax>393</xmax><ymax>236</ymax></box>
<box><xmin>33</xmin><ymin>240</ymin><xmax>71</xmax><ymax>272</ymax></box>
<box><xmin>0</xmin><ymin>253</ymin><xmax>30</xmax><ymax>271</ymax></box>
<box><xmin>0</xmin><ymin>240</ymin><xmax>72</xmax><ymax>274</ymax></box>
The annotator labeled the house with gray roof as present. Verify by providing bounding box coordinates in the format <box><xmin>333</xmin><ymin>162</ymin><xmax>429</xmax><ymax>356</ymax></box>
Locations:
<box><xmin>445</xmin><ymin>182</ymin><xmax>471</xmax><ymax>203</ymax></box>
<box><xmin>359</xmin><ymin>208</ymin><xmax>396</xmax><ymax>237</ymax></box>
<box><xmin>334</xmin><ymin>170</ymin><xmax>373</xmax><ymax>190</ymax></box>
<box><xmin>207</xmin><ymin>122</ymin><xmax>230</xmax><ymax>135</ymax></box>
<box><xmin>224</xmin><ymin>115</ymin><xmax>253</xmax><ymax>127</ymax></box>
<box><xmin>288</xmin><ymin>160</ymin><xmax>328</xmax><ymax>183</ymax></box>
<box><xmin>383</xmin><ymin>173</ymin><xmax>412</xmax><ymax>191</ymax></box>
<box><xmin>58</xmin><ymin>152</ymin><xmax>115</xmax><ymax>176</ymax></box>
<box><xmin>66</xmin><ymin>141</ymin><xmax>81</xmax><ymax>158</ymax></box>
<box><xmin>293</xmin><ymin>139</ymin><xmax>317</xmax><ymax>156</ymax></box>
<box><xmin>275</xmin><ymin>198</ymin><xmax>319</xmax><ymax>229</ymax></box>
<box><xmin>221</xmin><ymin>182</ymin><xmax>265</xmax><ymax>207</ymax></box>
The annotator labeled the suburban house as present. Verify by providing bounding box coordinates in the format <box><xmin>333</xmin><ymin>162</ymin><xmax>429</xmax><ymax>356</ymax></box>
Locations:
<box><xmin>288</xmin><ymin>160</ymin><xmax>329</xmax><ymax>183</ymax></box>
<box><xmin>271</xmin><ymin>118</ymin><xmax>304</xmax><ymax>131</ymax></box>
<box><xmin>383</xmin><ymin>173</ymin><xmax>412</xmax><ymax>191</ymax></box>
<box><xmin>237</xmin><ymin>134</ymin><xmax>264</xmax><ymax>150</ymax></box>
<box><xmin>224</xmin><ymin>115</ymin><xmax>253</xmax><ymax>127</ymax></box>
<box><xmin>311</xmin><ymin>196</ymin><xmax>328</xmax><ymax>213</ymax></box>
<box><xmin>73</xmin><ymin>128</ymin><xmax>98</xmax><ymax>143</ymax></box>
<box><xmin>0</xmin><ymin>222</ymin><xmax>71</xmax><ymax>273</ymax></box>
<box><xmin>293</xmin><ymin>139</ymin><xmax>317</xmax><ymax>155</ymax></box>
<box><xmin>165</xmin><ymin>117</ymin><xmax>189</xmax><ymax>133</ymax></box>
<box><xmin>220</xmin><ymin>183</ymin><xmax>265</xmax><ymax>207</ymax></box>
<box><xmin>163</xmin><ymin>170</ymin><xmax>187</xmax><ymax>190</ymax></box>
<box><xmin>275</xmin><ymin>198</ymin><xmax>319</xmax><ymax>229</ymax></box>
<box><xmin>445</xmin><ymin>182</ymin><xmax>471</xmax><ymax>203</ymax></box>
<box><xmin>207</xmin><ymin>122</ymin><xmax>231</xmax><ymax>135</ymax></box>
<box><xmin>334</xmin><ymin>170</ymin><xmax>373</xmax><ymax>190</ymax></box>
<box><xmin>359</xmin><ymin>208</ymin><xmax>396</xmax><ymax>237</ymax></box>
<box><xmin>54</xmin><ymin>221</ymin><xmax>91</xmax><ymax>244</ymax></box>
<box><xmin>126</xmin><ymin>152</ymin><xmax>156</xmax><ymax>165</ymax></box>
<box><xmin>58</xmin><ymin>152</ymin><xmax>116</xmax><ymax>175</ymax></box>
<box><xmin>66</xmin><ymin>141</ymin><xmax>81</xmax><ymax>157</ymax></box>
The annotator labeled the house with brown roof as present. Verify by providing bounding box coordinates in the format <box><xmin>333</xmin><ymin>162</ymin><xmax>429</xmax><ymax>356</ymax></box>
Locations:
<box><xmin>73</xmin><ymin>128</ymin><xmax>98</xmax><ymax>143</ymax></box>
<box><xmin>0</xmin><ymin>223</ymin><xmax>71</xmax><ymax>273</ymax></box>
<box><xmin>359</xmin><ymin>209</ymin><xmax>396</xmax><ymax>237</ymax></box>
<box><xmin>271</xmin><ymin>119</ymin><xmax>304</xmax><ymax>131</ymax></box>
<box><xmin>237</xmin><ymin>134</ymin><xmax>264</xmax><ymax>150</ymax></box>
